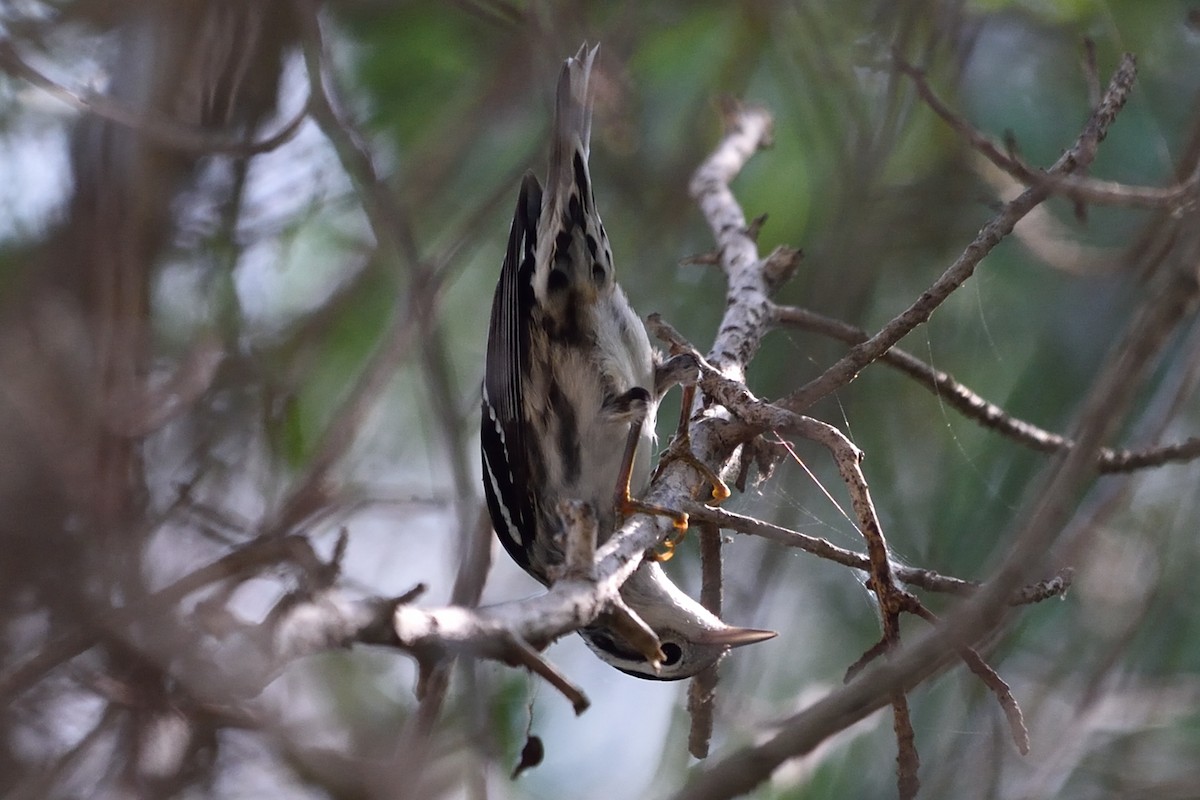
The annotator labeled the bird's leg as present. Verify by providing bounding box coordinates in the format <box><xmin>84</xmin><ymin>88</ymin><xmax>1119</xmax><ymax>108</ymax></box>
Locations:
<box><xmin>607</xmin><ymin>388</ymin><xmax>689</xmax><ymax>560</ymax></box>
<box><xmin>643</xmin><ymin>382</ymin><xmax>732</xmax><ymax>563</ymax></box>
<box><xmin>651</xmin><ymin>354</ymin><xmax>731</xmax><ymax>506</ymax></box>
<box><xmin>613</xmin><ymin>414</ymin><xmax>690</xmax><ymax>530</ymax></box>
<box><xmin>614</xmin><ymin>353</ymin><xmax>728</xmax><ymax>563</ymax></box>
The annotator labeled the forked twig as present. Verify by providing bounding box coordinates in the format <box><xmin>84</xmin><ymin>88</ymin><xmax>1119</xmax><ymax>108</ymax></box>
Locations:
<box><xmin>894</xmin><ymin>53</ymin><xmax>1198</xmax><ymax>211</ymax></box>
<box><xmin>775</xmin><ymin>304</ymin><xmax>1200</xmax><ymax>471</ymax></box>
<box><xmin>782</xmin><ymin>54</ymin><xmax>1139</xmax><ymax>414</ymax></box>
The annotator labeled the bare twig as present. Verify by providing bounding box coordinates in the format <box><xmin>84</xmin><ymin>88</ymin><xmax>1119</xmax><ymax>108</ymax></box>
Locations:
<box><xmin>273</xmin><ymin>6</ymin><xmax>438</xmax><ymax>534</ymax></box>
<box><xmin>503</xmin><ymin>634</ymin><xmax>589</xmax><ymax>714</ymax></box>
<box><xmin>1010</xmin><ymin>570</ymin><xmax>1075</xmax><ymax>605</ymax></box>
<box><xmin>774</xmin><ymin>304</ymin><xmax>1067</xmax><ymax>450</ymax></box>
<box><xmin>907</xmin><ymin>601</ymin><xmax>1029</xmax><ymax>755</ymax></box>
<box><xmin>783</xmin><ymin>54</ymin><xmax>1139</xmax><ymax>414</ymax></box>
<box><xmin>379</xmin><ymin>537</ymin><xmax>658</xmax><ymax>692</ymax></box>
<box><xmin>774</xmin><ymin>305</ymin><xmax>1200</xmax><ymax>472</ymax></box>
<box><xmin>656</xmin><ymin>304</ymin><xmax>1062</xmax><ymax>769</ymax></box>
<box><xmin>0</xmin><ymin>38</ymin><xmax>309</xmax><ymax>156</ymax></box>
<box><xmin>660</xmin><ymin>293</ymin><xmax>937</xmax><ymax>791</ymax></box>
<box><xmin>687</xmin><ymin>522</ymin><xmax>724</xmax><ymax>758</ymax></box>
<box><xmin>0</xmin><ymin>534</ymin><xmax>317</xmax><ymax>701</ymax></box>
<box><xmin>697</xmin><ymin>522</ymin><xmax>724</xmax><ymax>613</ymax></box>
<box><xmin>1099</xmin><ymin>437</ymin><xmax>1200</xmax><ymax>471</ymax></box>
<box><xmin>682</xmin><ymin>503</ymin><xmax>1073</xmax><ymax>605</ymax></box>
<box><xmin>688</xmin><ymin>98</ymin><xmax>776</xmax><ymax>377</ymax></box>
<box><xmin>650</xmin><ymin>102</ymin><xmax>793</xmax><ymax>540</ymax></box>
<box><xmin>895</xmin><ymin>54</ymin><xmax>1192</xmax><ymax>210</ymax></box>
<box><xmin>893</xmin><ymin>692</ymin><xmax>920</xmax><ymax>800</ymax></box>
<box><xmin>788</xmin><ymin>415</ymin><xmax>923</xmax><ymax>796</ymax></box>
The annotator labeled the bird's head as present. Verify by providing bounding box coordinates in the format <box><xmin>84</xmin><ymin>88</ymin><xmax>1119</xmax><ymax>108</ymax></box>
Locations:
<box><xmin>579</xmin><ymin>562</ymin><xmax>776</xmax><ymax>680</ymax></box>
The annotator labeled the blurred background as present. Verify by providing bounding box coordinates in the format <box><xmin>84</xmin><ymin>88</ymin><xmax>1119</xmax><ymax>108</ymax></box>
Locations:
<box><xmin>1</xmin><ymin>1</ymin><xmax>1199</xmax><ymax>798</ymax></box>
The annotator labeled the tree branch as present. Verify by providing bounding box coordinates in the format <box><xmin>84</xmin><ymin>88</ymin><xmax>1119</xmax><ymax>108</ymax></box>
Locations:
<box><xmin>894</xmin><ymin>54</ymin><xmax>1199</xmax><ymax>211</ymax></box>
<box><xmin>774</xmin><ymin>304</ymin><xmax>1200</xmax><ymax>472</ymax></box>
<box><xmin>669</xmin><ymin>53</ymin><xmax>1200</xmax><ymax>800</ymax></box>
<box><xmin>680</xmin><ymin>503</ymin><xmax>1072</xmax><ymax>605</ymax></box>
<box><xmin>0</xmin><ymin>37</ymin><xmax>308</xmax><ymax>156</ymax></box>
<box><xmin>688</xmin><ymin>98</ymin><xmax>779</xmax><ymax>378</ymax></box>
<box><xmin>781</xmin><ymin>54</ymin><xmax>1138</xmax><ymax>413</ymax></box>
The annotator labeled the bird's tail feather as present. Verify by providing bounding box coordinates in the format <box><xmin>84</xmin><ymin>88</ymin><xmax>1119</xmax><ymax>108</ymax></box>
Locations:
<box><xmin>548</xmin><ymin>43</ymin><xmax>597</xmax><ymax>198</ymax></box>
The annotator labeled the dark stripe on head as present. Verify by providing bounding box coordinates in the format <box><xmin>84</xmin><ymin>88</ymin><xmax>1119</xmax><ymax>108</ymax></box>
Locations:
<box><xmin>582</xmin><ymin>628</ymin><xmax>645</xmax><ymax>663</ymax></box>
<box><xmin>578</xmin><ymin>628</ymin><xmax>683</xmax><ymax>682</ymax></box>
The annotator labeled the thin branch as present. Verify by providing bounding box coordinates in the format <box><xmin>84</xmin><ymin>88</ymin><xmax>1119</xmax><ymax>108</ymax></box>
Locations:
<box><xmin>782</xmin><ymin>414</ymin><xmax>923</xmax><ymax>796</ymax></box>
<box><xmin>503</xmin><ymin>634</ymin><xmax>589</xmax><ymax>714</ymax></box>
<box><xmin>688</xmin><ymin>97</ymin><xmax>777</xmax><ymax>378</ymax></box>
<box><xmin>895</xmin><ymin>55</ymin><xmax>1199</xmax><ymax>211</ymax></box>
<box><xmin>272</xmin><ymin>6</ymin><xmax>438</xmax><ymax>534</ymax></box>
<box><xmin>893</xmin><ymin>692</ymin><xmax>920</xmax><ymax>800</ymax></box>
<box><xmin>907</xmin><ymin>601</ymin><xmax>1029</xmax><ymax>755</ymax></box>
<box><xmin>1010</xmin><ymin>570</ymin><xmax>1076</xmax><ymax>605</ymax></box>
<box><xmin>666</xmin><ymin>301</ymin><xmax>939</xmax><ymax>793</ymax></box>
<box><xmin>782</xmin><ymin>54</ymin><xmax>1139</xmax><ymax>414</ymax></box>
<box><xmin>0</xmin><ymin>38</ymin><xmax>309</xmax><ymax>156</ymax></box>
<box><xmin>377</xmin><ymin>524</ymin><xmax>669</xmax><ymax>690</ymax></box>
<box><xmin>775</xmin><ymin>304</ymin><xmax>1067</xmax><ymax>451</ymax></box>
<box><xmin>1099</xmin><ymin>437</ymin><xmax>1200</xmax><ymax>471</ymax></box>
<box><xmin>656</xmin><ymin>315</ymin><xmax>1068</xmax><ymax>605</ymax></box>
<box><xmin>0</xmin><ymin>534</ymin><xmax>315</xmax><ymax>701</ymax></box>
<box><xmin>228</xmin><ymin>492</ymin><xmax>689</xmax><ymax>713</ymax></box>
<box><xmin>687</xmin><ymin>522</ymin><xmax>724</xmax><ymax>758</ymax></box>
<box><xmin>774</xmin><ymin>304</ymin><xmax>1200</xmax><ymax>472</ymax></box>
<box><xmin>681</xmin><ymin>226</ymin><xmax>1190</xmax><ymax>798</ymax></box>
<box><xmin>683</xmin><ymin>503</ymin><xmax>1072</xmax><ymax>605</ymax></box>
<box><xmin>648</xmin><ymin>101</ymin><xmax>792</xmax><ymax>537</ymax></box>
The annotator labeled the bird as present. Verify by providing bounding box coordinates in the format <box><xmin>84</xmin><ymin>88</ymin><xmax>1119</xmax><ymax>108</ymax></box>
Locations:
<box><xmin>481</xmin><ymin>44</ymin><xmax>774</xmax><ymax>679</ymax></box>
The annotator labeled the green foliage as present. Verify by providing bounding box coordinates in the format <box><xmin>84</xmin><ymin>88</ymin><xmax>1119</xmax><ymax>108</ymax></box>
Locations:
<box><xmin>341</xmin><ymin>7</ymin><xmax>483</xmax><ymax>146</ymax></box>
<box><xmin>271</xmin><ymin>262</ymin><xmax>397</xmax><ymax>469</ymax></box>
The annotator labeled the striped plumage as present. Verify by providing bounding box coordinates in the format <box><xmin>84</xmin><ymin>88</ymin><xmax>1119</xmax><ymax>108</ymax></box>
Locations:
<box><xmin>481</xmin><ymin>45</ymin><xmax>773</xmax><ymax>679</ymax></box>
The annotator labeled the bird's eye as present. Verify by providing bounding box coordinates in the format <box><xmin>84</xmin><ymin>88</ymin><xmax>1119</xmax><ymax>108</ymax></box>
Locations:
<box><xmin>661</xmin><ymin>642</ymin><xmax>683</xmax><ymax>667</ymax></box>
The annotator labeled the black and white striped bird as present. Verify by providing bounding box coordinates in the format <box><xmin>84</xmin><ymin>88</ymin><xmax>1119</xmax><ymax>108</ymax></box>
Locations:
<box><xmin>481</xmin><ymin>45</ymin><xmax>774</xmax><ymax>679</ymax></box>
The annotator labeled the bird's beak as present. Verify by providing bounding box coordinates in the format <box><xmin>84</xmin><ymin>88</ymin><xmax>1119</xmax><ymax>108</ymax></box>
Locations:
<box><xmin>693</xmin><ymin>627</ymin><xmax>777</xmax><ymax>648</ymax></box>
